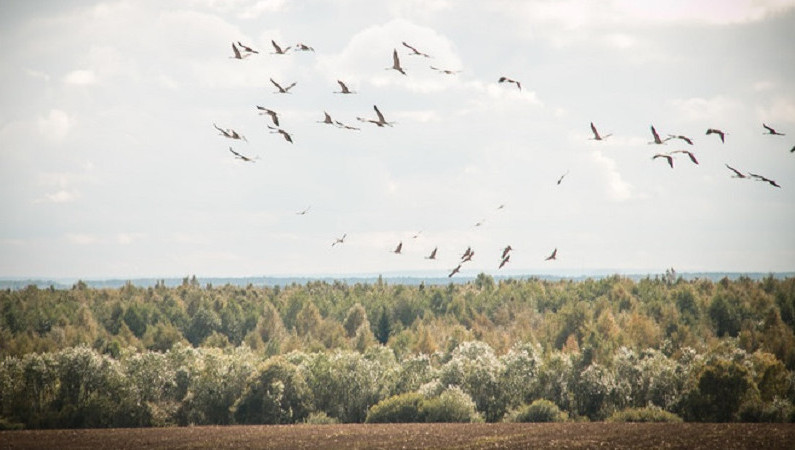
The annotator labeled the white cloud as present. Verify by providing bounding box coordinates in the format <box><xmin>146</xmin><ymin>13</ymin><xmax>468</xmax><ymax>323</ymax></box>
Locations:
<box><xmin>38</xmin><ymin>190</ymin><xmax>78</xmax><ymax>204</ymax></box>
<box><xmin>590</xmin><ymin>150</ymin><xmax>634</xmax><ymax>201</ymax></box>
<box><xmin>669</xmin><ymin>96</ymin><xmax>744</xmax><ymax>122</ymax></box>
<box><xmin>63</xmin><ymin>69</ymin><xmax>97</xmax><ymax>85</ymax></box>
<box><xmin>37</xmin><ymin>109</ymin><xmax>71</xmax><ymax>141</ymax></box>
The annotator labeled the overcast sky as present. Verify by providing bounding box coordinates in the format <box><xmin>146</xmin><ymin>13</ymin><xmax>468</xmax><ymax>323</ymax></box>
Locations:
<box><xmin>1</xmin><ymin>0</ymin><xmax>794</xmax><ymax>279</ymax></box>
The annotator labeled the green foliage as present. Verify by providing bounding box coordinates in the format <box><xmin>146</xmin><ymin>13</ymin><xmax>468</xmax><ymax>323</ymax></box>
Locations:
<box><xmin>607</xmin><ymin>406</ymin><xmax>683</xmax><ymax>423</ymax></box>
<box><xmin>365</xmin><ymin>392</ymin><xmax>424</xmax><ymax>423</ymax></box>
<box><xmin>2</xmin><ymin>276</ymin><xmax>795</xmax><ymax>427</ymax></box>
<box><xmin>509</xmin><ymin>399</ymin><xmax>568</xmax><ymax>423</ymax></box>
<box><xmin>233</xmin><ymin>357</ymin><xmax>310</xmax><ymax>424</ymax></box>
<box><xmin>418</xmin><ymin>386</ymin><xmax>482</xmax><ymax>423</ymax></box>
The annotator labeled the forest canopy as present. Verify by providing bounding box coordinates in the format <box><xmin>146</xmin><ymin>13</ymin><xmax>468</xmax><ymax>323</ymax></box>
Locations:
<box><xmin>1</xmin><ymin>274</ymin><xmax>794</xmax><ymax>428</ymax></box>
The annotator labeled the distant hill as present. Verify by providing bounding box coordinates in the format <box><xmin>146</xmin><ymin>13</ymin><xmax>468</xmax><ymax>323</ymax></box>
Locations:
<box><xmin>1</xmin><ymin>272</ymin><xmax>792</xmax><ymax>290</ymax></box>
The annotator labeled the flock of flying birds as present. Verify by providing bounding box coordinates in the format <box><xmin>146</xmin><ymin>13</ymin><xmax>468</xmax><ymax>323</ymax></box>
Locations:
<box><xmin>215</xmin><ymin>39</ymin><xmax>791</xmax><ymax>278</ymax></box>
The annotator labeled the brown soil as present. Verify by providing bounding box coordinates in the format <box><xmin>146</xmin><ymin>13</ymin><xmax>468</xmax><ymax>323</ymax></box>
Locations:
<box><xmin>2</xmin><ymin>423</ymin><xmax>793</xmax><ymax>449</ymax></box>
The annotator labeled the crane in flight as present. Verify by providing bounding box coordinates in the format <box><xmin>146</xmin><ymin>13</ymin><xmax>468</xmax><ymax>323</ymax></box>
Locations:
<box><xmin>425</xmin><ymin>247</ymin><xmax>438</xmax><ymax>260</ymax></box>
<box><xmin>392</xmin><ymin>242</ymin><xmax>403</xmax><ymax>254</ymax></box>
<box><xmin>545</xmin><ymin>248</ymin><xmax>558</xmax><ymax>261</ymax></box>
<box><xmin>749</xmin><ymin>173</ymin><xmax>781</xmax><ymax>188</ymax></box>
<box><xmin>229</xmin><ymin>42</ymin><xmax>251</xmax><ymax>60</ymax></box>
<box><xmin>213</xmin><ymin>123</ymin><xmax>246</xmax><ymax>142</ymax></box>
<box><xmin>402</xmin><ymin>41</ymin><xmax>431</xmax><ymax>58</ymax></box>
<box><xmin>256</xmin><ymin>106</ymin><xmax>279</xmax><ymax>126</ymax></box>
<box><xmin>589</xmin><ymin>122</ymin><xmax>612</xmax><ymax>141</ymax></box>
<box><xmin>706</xmin><ymin>128</ymin><xmax>726</xmax><ymax>143</ymax></box>
<box><xmin>430</xmin><ymin>66</ymin><xmax>460</xmax><ymax>75</ymax></box>
<box><xmin>499</xmin><ymin>255</ymin><xmax>510</xmax><ymax>269</ymax></box>
<box><xmin>236</xmin><ymin>41</ymin><xmax>258</xmax><ymax>54</ymax></box>
<box><xmin>448</xmin><ymin>264</ymin><xmax>462</xmax><ymax>278</ymax></box>
<box><xmin>270</xmin><ymin>78</ymin><xmax>296</xmax><ymax>94</ymax></box>
<box><xmin>763</xmin><ymin>124</ymin><xmax>786</xmax><ymax>135</ymax></box>
<box><xmin>334</xmin><ymin>80</ymin><xmax>356</xmax><ymax>94</ymax></box>
<box><xmin>267</xmin><ymin>125</ymin><xmax>293</xmax><ymax>143</ymax></box>
<box><xmin>295</xmin><ymin>43</ymin><xmax>314</xmax><ymax>52</ymax></box>
<box><xmin>668</xmin><ymin>134</ymin><xmax>694</xmax><ymax>145</ymax></box>
<box><xmin>652</xmin><ymin>153</ymin><xmax>674</xmax><ymax>168</ymax></box>
<box><xmin>498</xmin><ymin>76</ymin><xmax>521</xmax><ymax>90</ymax></box>
<box><xmin>671</xmin><ymin>150</ymin><xmax>699</xmax><ymax>165</ymax></box>
<box><xmin>357</xmin><ymin>105</ymin><xmax>394</xmax><ymax>127</ymax></box>
<box><xmin>270</xmin><ymin>40</ymin><xmax>291</xmax><ymax>54</ymax></box>
<box><xmin>228</xmin><ymin>147</ymin><xmax>256</xmax><ymax>162</ymax></box>
<box><xmin>387</xmin><ymin>49</ymin><xmax>406</xmax><ymax>75</ymax></box>
<box><xmin>332</xmin><ymin>233</ymin><xmax>347</xmax><ymax>247</ymax></box>
<box><xmin>648</xmin><ymin>125</ymin><xmax>671</xmax><ymax>145</ymax></box>
<box><xmin>725</xmin><ymin>164</ymin><xmax>747</xmax><ymax>179</ymax></box>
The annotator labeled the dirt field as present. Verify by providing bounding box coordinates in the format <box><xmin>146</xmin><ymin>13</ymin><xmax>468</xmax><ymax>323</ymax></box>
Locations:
<box><xmin>2</xmin><ymin>423</ymin><xmax>794</xmax><ymax>449</ymax></box>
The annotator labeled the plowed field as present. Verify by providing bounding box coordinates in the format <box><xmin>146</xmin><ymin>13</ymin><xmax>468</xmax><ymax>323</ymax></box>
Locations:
<box><xmin>2</xmin><ymin>423</ymin><xmax>793</xmax><ymax>449</ymax></box>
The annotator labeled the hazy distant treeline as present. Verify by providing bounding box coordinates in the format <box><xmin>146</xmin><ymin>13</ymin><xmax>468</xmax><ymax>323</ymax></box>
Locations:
<box><xmin>1</xmin><ymin>274</ymin><xmax>794</xmax><ymax>428</ymax></box>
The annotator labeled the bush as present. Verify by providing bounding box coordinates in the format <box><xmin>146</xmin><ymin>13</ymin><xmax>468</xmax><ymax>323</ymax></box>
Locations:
<box><xmin>509</xmin><ymin>399</ymin><xmax>568</xmax><ymax>423</ymax></box>
<box><xmin>303</xmin><ymin>411</ymin><xmax>339</xmax><ymax>425</ymax></box>
<box><xmin>607</xmin><ymin>406</ymin><xmax>683</xmax><ymax>423</ymax></box>
<box><xmin>738</xmin><ymin>398</ymin><xmax>795</xmax><ymax>423</ymax></box>
<box><xmin>365</xmin><ymin>392</ymin><xmax>424</xmax><ymax>423</ymax></box>
<box><xmin>419</xmin><ymin>387</ymin><xmax>482</xmax><ymax>423</ymax></box>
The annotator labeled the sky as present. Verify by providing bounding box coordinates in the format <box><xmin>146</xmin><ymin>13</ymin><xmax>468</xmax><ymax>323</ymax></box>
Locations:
<box><xmin>1</xmin><ymin>0</ymin><xmax>794</xmax><ymax>280</ymax></box>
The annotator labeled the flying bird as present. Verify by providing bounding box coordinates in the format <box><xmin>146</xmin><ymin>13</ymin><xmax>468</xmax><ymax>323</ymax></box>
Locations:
<box><xmin>270</xmin><ymin>78</ymin><xmax>297</xmax><ymax>94</ymax></box>
<box><xmin>790</xmin><ymin>145</ymin><xmax>795</xmax><ymax>153</ymax></box>
<box><xmin>425</xmin><ymin>247</ymin><xmax>438</xmax><ymax>260</ymax></box>
<box><xmin>652</xmin><ymin>153</ymin><xmax>674</xmax><ymax>168</ymax></box>
<box><xmin>460</xmin><ymin>247</ymin><xmax>473</xmax><ymax>261</ymax></box>
<box><xmin>589</xmin><ymin>122</ymin><xmax>612</xmax><ymax>141</ymax></box>
<box><xmin>295</xmin><ymin>43</ymin><xmax>314</xmax><ymax>52</ymax></box>
<box><xmin>749</xmin><ymin>173</ymin><xmax>781</xmax><ymax>188</ymax></box>
<box><xmin>267</xmin><ymin>125</ymin><xmax>293</xmax><ymax>143</ymax></box>
<box><xmin>498</xmin><ymin>76</ymin><xmax>521</xmax><ymax>90</ymax></box>
<box><xmin>236</xmin><ymin>41</ymin><xmax>258</xmax><ymax>54</ymax></box>
<box><xmin>502</xmin><ymin>245</ymin><xmax>512</xmax><ymax>259</ymax></box>
<box><xmin>706</xmin><ymin>128</ymin><xmax>726</xmax><ymax>143</ymax></box>
<box><xmin>270</xmin><ymin>40</ymin><xmax>290</xmax><ymax>54</ymax></box>
<box><xmin>668</xmin><ymin>135</ymin><xmax>694</xmax><ymax>145</ymax></box>
<box><xmin>499</xmin><ymin>255</ymin><xmax>510</xmax><ymax>269</ymax></box>
<box><xmin>556</xmin><ymin>170</ymin><xmax>569</xmax><ymax>185</ymax></box>
<box><xmin>229</xmin><ymin>42</ymin><xmax>250</xmax><ymax>60</ymax></box>
<box><xmin>763</xmin><ymin>124</ymin><xmax>786</xmax><ymax>136</ymax></box>
<box><xmin>334</xmin><ymin>120</ymin><xmax>360</xmax><ymax>131</ymax></box>
<box><xmin>725</xmin><ymin>164</ymin><xmax>747</xmax><ymax>179</ymax></box>
<box><xmin>387</xmin><ymin>49</ymin><xmax>406</xmax><ymax>75</ymax></box>
<box><xmin>402</xmin><ymin>41</ymin><xmax>431</xmax><ymax>58</ymax></box>
<box><xmin>430</xmin><ymin>66</ymin><xmax>460</xmax><ymax>75</ymax></box>
<box><xmin>332</xmin><ymin>233</ymin><xmax>347</xmax><ymax>247</ymax></box>
<box><xmin>228</xmin><ymin>147</ymin><xmax>256</xmax><ymax>162</ymax></box>
<box><xmin>213</xmin><ymin>123</ymin><xmax>246</xmax><ymax>141</ymax></box>
<box><xmin>256</xmin><ymin>106</ymin><xmax>280</xmax><ymax>126</ymax></box>
<box><xmin>448</xmin><ymin>264</ymin><xmax>462</xmax><ymax>278</ymax></box>
<box><xmin>357</xmin><ymin>105</ymin><xmax>394</xmax><ymax>127</ymax></box>
<box><xmin>392</xmin><ymin>242</ymin><xmax>403</xmax><ymax>254</ymax></box>
<box><xmin>671</xmin><ymin>150</ymin><xmax>699</xmax><ymax>165</ymax></box>
<box><xmin>334</xmin><ymin>80</ymin><xmax>356</xmax><ymax>94</ymax></box>
<box><xmin>296</xmin><ymin>206</ymin><xmax>311</xmax><ymax>215</ymax></box>
<box><xmin>461</xmin><ymin>250</ymin><xmax>475</xmax><ymax>263</ymax></box>
<box><xmin>649</xmin><ymin>125</ymin><xmax>671</xmax><ymax>145</ymax></box>
<box><xmin>545</xmin><ymin>248</ymin><xmax>558</xmax><ymax>261</ymax></box>
<box><xmin>318</xmin><ymin>111</ymin><xmax>335</xmax><ymax>125</ymax></box>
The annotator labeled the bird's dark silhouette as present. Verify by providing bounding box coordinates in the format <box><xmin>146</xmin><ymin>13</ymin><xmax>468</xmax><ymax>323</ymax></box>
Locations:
<box><xmin>589</xmin><ymin>122</ymin><xmax>612</xmax><ymax>140</ymax></box>
<box><xmin>706</xmin><ymin>128</ymin><xmax>726</xmax><ymax>143</ymax></box>
<box><xmin>545</xmin><ymin>248</ymin><xmax>557</xmax><ymax>261</ymax></box>
<box><xmin>498</xmin><ymin>76</ymin><xmax>521</xmax><ymax>90</ymax></box>
<box><xmin>402</xmin><ymin>41</ymin><xmax>431</xmax><ymax>58</ymax></box>
<box><xmin>763</xmin><ymin>124</ymin><xmax>786</xmax><ymax>136</ymax></box>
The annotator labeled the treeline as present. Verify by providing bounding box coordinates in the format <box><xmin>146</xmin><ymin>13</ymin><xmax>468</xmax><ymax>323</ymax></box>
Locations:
<box><xmin>1</xmin><ymin>274</ymin><xmax>794</xmax><ymax>427</ymax></box>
